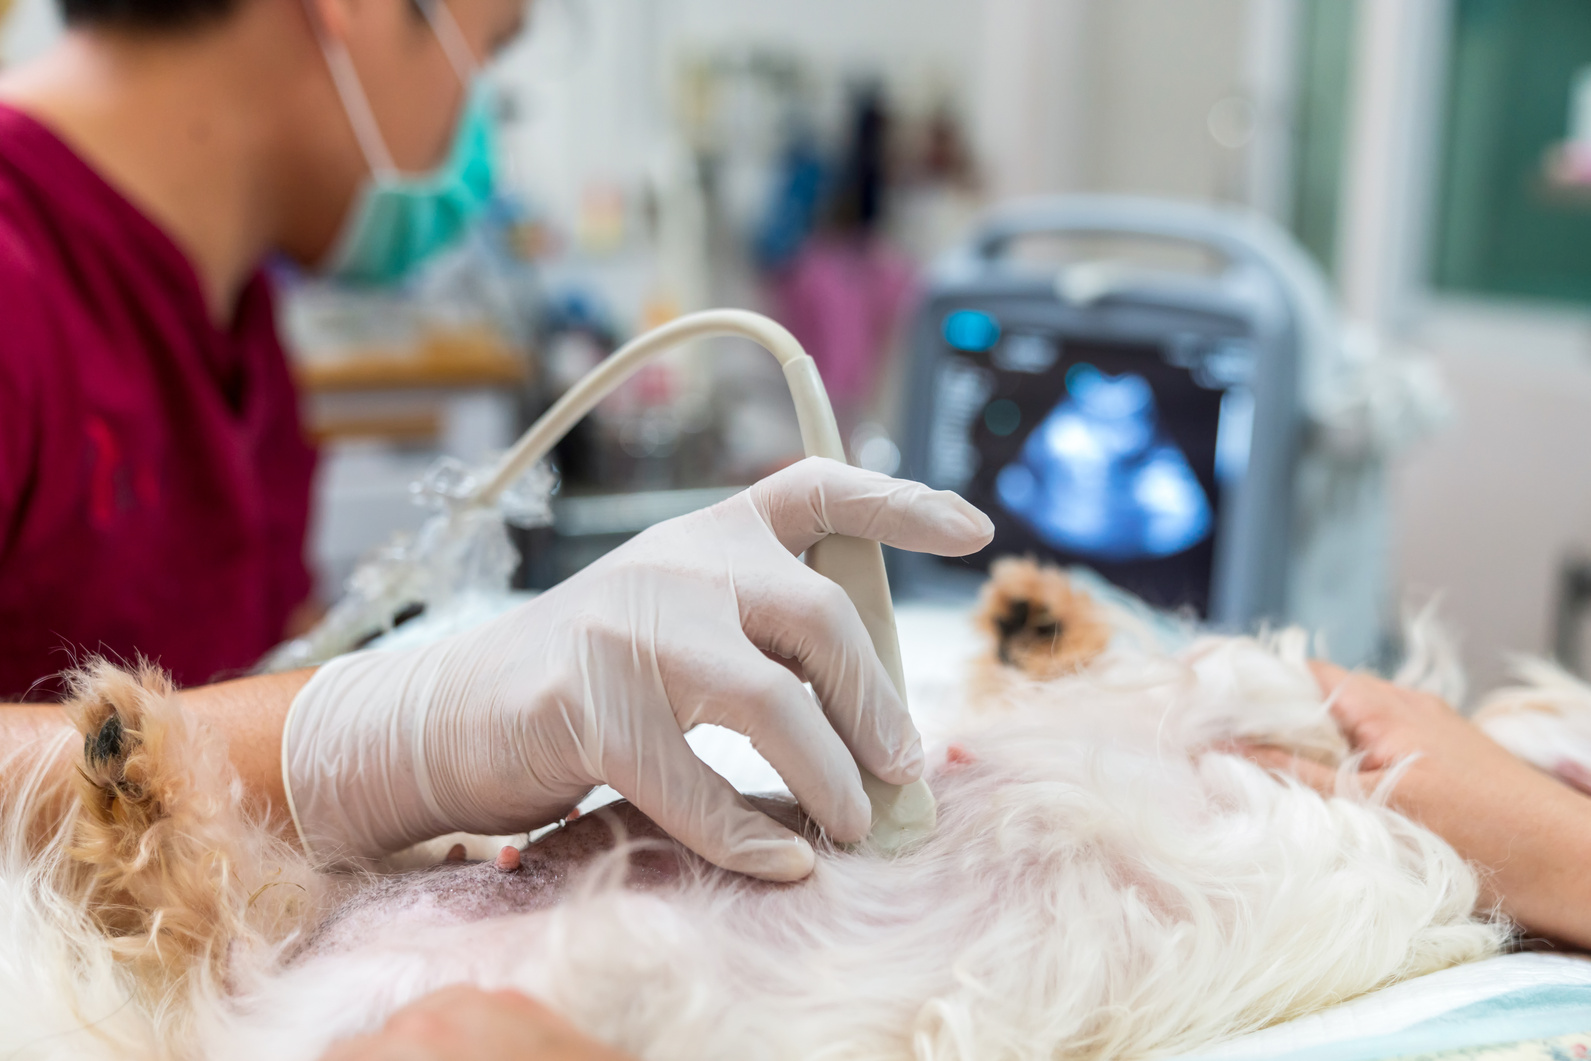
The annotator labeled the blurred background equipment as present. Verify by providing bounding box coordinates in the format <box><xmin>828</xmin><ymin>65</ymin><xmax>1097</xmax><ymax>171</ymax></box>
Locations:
<box><xmin>1555</xmin><ymin>557</ymin><xmax>1591</xmax><ymax>679</ymax></box>
<box><xmin>283</xmin><ymin>272</ymin><xmax>534</xmax><ymax>594</ymax></box>
<box><xmin>6</xmin><ymin>0</ymin><xmax>1591</xmax><ymax>685</ymax></box>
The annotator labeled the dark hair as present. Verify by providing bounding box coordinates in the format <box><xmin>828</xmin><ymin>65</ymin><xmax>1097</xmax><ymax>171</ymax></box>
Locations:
<box><xmin>58</xmin><ymin>0</ymin><xmax>244</xmax><ymax>31</ymax></box>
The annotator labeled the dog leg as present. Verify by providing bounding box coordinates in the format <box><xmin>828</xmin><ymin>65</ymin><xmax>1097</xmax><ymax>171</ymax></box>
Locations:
<box><xmin>64</xmin><ymin>661</ymin><xmax>322</xmax><ymax>1006</ymax></box>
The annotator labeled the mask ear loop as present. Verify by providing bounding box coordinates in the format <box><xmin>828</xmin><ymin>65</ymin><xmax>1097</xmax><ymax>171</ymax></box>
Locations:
<box><xmin>413</xmin><ymin>0</ymin><xmax>480</xmax><ymax>83</ymax></box>
<box><xmin>302</xmin><ymin>0</ymin><xmax>399</xmax><ymax>178</ymax></box>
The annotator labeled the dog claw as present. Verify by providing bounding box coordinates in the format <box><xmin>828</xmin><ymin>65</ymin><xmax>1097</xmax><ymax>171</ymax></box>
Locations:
<box><xmin>86</xmin><ymin>712</ymin><xmax>124</xmax><ymax>767</ymax></box>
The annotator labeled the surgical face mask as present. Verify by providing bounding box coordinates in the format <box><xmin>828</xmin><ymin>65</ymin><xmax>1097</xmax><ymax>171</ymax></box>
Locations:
<box><xmin>314</xmin><ymin>0</ymin><xmax>497</xmax><ymax>285</ymax></box>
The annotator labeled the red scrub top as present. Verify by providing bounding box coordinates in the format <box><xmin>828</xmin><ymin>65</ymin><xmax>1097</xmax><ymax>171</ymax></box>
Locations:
<box><xmin>0</xmin><ymin>104</ymin><xmax>316</xmax><ymax>699</ymax></box>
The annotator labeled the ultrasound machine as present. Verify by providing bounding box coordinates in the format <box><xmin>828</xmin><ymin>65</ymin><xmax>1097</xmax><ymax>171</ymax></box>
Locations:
<box><xmin>898</xmin><ymin>195</ymin><xmax>1389</xmax><ymax>664</ymax></box>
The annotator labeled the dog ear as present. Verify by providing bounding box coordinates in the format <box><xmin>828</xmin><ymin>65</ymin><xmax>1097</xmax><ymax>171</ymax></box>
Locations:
<box><xmin>973</xmin><ymin>558</ymin><xmax>1111</xmax><ymax>682</ymax></box>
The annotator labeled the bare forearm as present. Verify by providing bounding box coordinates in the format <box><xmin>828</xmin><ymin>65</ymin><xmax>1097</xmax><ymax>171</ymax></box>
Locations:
<box><xmin>0</xmin><ymin>703</ymin><xmax>69</xmax><ymax>751</ymax></box>
<box><xmin>1411</xmin><ymin>766</ymin><xmax>1591</xmax><ymax>949</ymax></box>
<box><xmin>0</xmin><ymin>704</ymin><xmax>76</xmax><ymax>843</ymax></box>
<box><xmin>178</xmin><ymin>668</ymin><xmax>314</xmax><ymax>816</ymax></box>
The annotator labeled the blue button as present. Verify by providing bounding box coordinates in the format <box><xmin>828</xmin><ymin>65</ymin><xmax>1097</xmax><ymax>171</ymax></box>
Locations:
<box><xmin>942</xmin><ymin>309</ymin><xmax>1001</xmax><ymax>352</ymax></box>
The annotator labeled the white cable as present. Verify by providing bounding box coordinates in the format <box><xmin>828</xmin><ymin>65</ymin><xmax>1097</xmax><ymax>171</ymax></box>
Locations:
<box><xmin>415</xmin><ymin>0</ymin><xmax>481</xmax><ymax>85</ymax></box>
<box><xmin>309</xmin><ymin>23</ymin><xmax>399</xmax><ymax>178</ymax></box>
<box><xmin>477</xmin><ymin>310</ymin><xmax>838</xmax><ymax>500</ymax></box>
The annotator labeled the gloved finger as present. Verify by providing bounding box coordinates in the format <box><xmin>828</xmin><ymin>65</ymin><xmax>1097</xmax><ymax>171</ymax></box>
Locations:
<box><xmin>612</xmin><ymin>719</ymin><xmax>817</xmax><ymax>882</ymax></box>
<box><xmin>739</xmin><ymin>561</ymin><xmax>922</xmax><ymax>787</ymax></box>
<box><xmin>692</xmin><ymin>642</ymin><xmax>873</xmax><ymax>843</ymax></box>
<box><xmin>762</xmin><ymin>649</ymin><xmax>809</xmax><ymax>684</ymax></box>
<box><xmin>747</xmin><ymin>457</ymin><xmax>994</xmax><ymax>557</ymax></box>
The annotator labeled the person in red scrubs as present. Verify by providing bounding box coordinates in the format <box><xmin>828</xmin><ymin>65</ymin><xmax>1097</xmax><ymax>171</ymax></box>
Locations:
<box><xmin>0</xmin><ymin>0</ymin><xmax>637</xmax><ymax>1048</ymax></box>
<box><xmin>0</xmin><ymin>0</ymin><xmax>525</xmax><ymax>698</ymax></box>
<box><xmin>0</xmin><ymin>0</ymin><xmax>998</xmax><ymax>876</ymax></box>
<box><xmin>0</xmin><ymin>0</ymin><xmax>996</xmax><ymax>1051</ymax></box>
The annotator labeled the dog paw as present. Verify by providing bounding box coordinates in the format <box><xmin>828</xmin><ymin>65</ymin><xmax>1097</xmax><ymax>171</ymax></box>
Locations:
<box><xmin>68</xmin><ymin>665</ymin><xmax>185</xmax><ymax>860</ymax></box>
<box><xmin>974</xmin><ymin>558</ymin><xmax>1111</xmax><ymax>680</ymax></box>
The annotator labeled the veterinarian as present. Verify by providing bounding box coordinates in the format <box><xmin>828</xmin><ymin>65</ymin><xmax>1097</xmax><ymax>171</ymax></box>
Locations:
<box><xmin>0</xmin><ymin>0</ymin><xmax>996</xmax><ymax>889</ymax></box>
<box><xmin>0</xmin><ymin>0</ymin><xmax>530</xmax><ymax>697</ymax></box>
<box><xmin>0</xmin><ymin>0</ymin><xmax>1002</xmax><ymax>1048</ymax></box>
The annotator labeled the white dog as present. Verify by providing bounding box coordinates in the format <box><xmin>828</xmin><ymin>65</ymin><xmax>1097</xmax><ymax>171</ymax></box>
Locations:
<box><xmin>2</xmin><ymin>560</ymin><xmax>1538</xmax><ymax>1061</ymax></box>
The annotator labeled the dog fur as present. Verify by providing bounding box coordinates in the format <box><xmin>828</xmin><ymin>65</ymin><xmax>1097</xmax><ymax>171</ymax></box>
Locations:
<box><xmin>1474</xmin><ymin>658</ymin><xmax>1591</xmax><ymax>796</ymax></box>
<box><xmin>0</xmin><ymin>562</ymin><xmax>1529</xmax><ymax>1060</ymax></box>
<box><xmin>3</xmin><ymin>662</ymin><xmax>326</xmax><ymax>1057</ymax></box>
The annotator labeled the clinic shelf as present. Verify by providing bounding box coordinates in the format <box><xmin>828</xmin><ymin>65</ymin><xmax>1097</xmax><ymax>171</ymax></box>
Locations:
<box><xmin>294</xmin><ymin>329</ymin><xmax>531</xmax><ymax>394</ymax></box>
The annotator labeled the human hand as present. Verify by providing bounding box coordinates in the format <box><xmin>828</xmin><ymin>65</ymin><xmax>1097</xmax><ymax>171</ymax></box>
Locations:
<box><xmin>1249</xmin><ymin>661</ymin><xmax>1530</xmax><ymax>790</ymax></box>
<box><xmin>1249</xmin><ymin>661</ymin><xmax>1591</xmax><ymax>946</ymax></box>
<box><xmin>319</xmin><ymin>985</ymin><xmax>631</xmax><ymax>1061</ymax></box>
<box><xmin>283</xmin><ymin>458</ymin><xmax>993</xmax><ymax>880</ymax></box>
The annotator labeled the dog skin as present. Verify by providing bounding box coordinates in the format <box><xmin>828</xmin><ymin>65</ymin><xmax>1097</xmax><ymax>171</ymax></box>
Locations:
<box><xmin>3</xmin><ymin>559</ymin><xmax>1522</xmax><ymax>1061</ymax></box>
<box><xmin>296</xmin><ymin>798</ymin><xmax>808</xmax><ymax>963</ymax></box>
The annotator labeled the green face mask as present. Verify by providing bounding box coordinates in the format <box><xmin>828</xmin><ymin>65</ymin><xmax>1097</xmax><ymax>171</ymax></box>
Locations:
<box><xmin>315</xmin><ymin>0</ymin><xmax>497</xmax><ymax>286</ymax></box>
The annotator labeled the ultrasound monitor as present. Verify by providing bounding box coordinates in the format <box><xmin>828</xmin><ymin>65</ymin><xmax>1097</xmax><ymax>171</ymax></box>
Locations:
<box><xmin>918</xmin><ymin>310</ymin><xmax>1257</xmax><ymax>616</ymax></box>
<box><xmin>896</xmin><ymin>196</ymin><xmax>1311</xmax><ymax>637</ymax></box>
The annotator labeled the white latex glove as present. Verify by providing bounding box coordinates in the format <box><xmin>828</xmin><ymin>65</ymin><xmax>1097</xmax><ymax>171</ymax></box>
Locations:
<box><xmin>283</xmin><ymin>458</ymin><xmax>993</xmax><ymax>881</ymax></box>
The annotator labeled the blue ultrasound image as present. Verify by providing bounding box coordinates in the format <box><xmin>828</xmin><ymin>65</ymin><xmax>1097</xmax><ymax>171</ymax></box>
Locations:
<box><xmin>994</xmin><ymin>364</ymin><xmax>1212</xmax><ymax>562</ymax></box>
<box><xmin>928</xmin><ymin>327</ymin><xmax>1235</xmax><ymax>616</ymax></box>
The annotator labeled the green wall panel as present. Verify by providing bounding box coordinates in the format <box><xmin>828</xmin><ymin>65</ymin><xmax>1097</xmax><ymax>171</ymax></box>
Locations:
<box><xmin>1433</xmin><ymin>0</ymin><xmax>1591</xmax><ymax>304</ymax></box>
<box><xmin>1289</xmin><ymin>0</ymin><xmax>1359</xmax><ymax>277</ymax></box>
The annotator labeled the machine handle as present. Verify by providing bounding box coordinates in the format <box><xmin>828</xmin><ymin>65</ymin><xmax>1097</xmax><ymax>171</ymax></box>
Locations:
<box><xmin>969</xmin><ymin>193</ymin><xmax>1289</xmax><ymax>277</ymax></box>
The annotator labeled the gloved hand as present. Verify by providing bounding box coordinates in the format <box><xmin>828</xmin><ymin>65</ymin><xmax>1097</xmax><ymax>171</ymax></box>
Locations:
<box><xmin>282</xmin><ymin>458</ymin><xmax>993</xmax><ymax>880</ymax></box>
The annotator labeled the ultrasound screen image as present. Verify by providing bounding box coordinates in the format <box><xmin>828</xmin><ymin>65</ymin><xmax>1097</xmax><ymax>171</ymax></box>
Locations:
<box><xmin>926</xmin><ymin>326</ymin><xmax>1236</xmax><ymax>617</ymax></box>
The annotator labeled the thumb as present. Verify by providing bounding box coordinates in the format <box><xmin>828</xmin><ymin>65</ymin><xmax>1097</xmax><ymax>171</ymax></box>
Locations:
<box><xmin>748</xmin><ymin>457</ymin><xmax>994</xmax><ymax>557</ymax></box>
<box><xmin>1239</xmin><ymin>743</ymin><xmax>1339</xmax><ymax>795</ymax></box>
<box><xmin>1241</xmin><ymin>742</ymin><xmax>1390</xmax><ymax>799</ymax></box>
